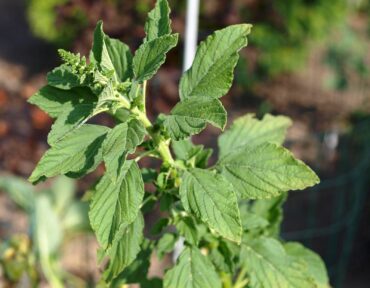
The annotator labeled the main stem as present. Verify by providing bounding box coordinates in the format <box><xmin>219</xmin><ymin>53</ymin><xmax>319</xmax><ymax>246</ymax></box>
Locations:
<box><xmin>132</xmin><ymin>81</ymin><xmax>175</xmax><ymax>165</ymax></box>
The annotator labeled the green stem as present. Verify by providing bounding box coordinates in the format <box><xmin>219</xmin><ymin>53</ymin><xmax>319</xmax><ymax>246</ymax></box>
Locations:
<box><xmin>131</xmin><ymin>83</ymin><xmax>175</xmax><ymax>166</ymax></box>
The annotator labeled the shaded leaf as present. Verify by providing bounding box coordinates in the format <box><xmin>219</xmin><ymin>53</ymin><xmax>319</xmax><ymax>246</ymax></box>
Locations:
<box><xmin>144</xmin><ymin>0</ymin><xmax>171</xmax><ymax>42</ymax></box>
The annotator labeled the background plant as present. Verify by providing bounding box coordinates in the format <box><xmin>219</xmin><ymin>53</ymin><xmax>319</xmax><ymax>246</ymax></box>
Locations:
<box><xmin>27</xmin><ymin>0</ymin><xmax>328</xmax><ymax>286</ymax></box>
<box><xmin>0</xmin><ymin>175</ymin><xmax>89</xmax><ymax>287</ymax></box>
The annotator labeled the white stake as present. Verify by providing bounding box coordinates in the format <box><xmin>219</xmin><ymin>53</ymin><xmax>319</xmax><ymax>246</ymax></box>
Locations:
<box><xmin>183</xmin><ymin>0</ymin><xmax>200</xmax><ymax>71</ymax></box>
<box><xmin>173</xmin><ymin>0</ymin><xmax>200</xmax><ymax>262</ymax></box>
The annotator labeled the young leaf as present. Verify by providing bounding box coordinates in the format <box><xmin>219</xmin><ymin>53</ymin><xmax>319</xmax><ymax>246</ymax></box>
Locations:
<box><xmin>179</xmin><ymin>168</ymin><xmax>242</xmax><ymax>243</ymax></box>
<box><xmin>172</xmin><ymin>139</ymin><xmax>212</xmax><ymax>168</ymax></box>
<box><xmin>89</xmin><ymin>160</ymin><xmax>144</xmax><ymax>249</ymax></box>
<box><xmin>179</xmin><ymin>24</ymin><xmax>252</xmax><ymax>100</ymax></box>
<box><xmin>241</xmin><ymin>237</ymin><xmax>314</xmax><ymax>288</ymax></box>
<box><xmin>28</xmin><ymin>86</ymin><xmax>96</xmax><ymax>118</ymax></box>
<box><xmin>284</xmin><ymin>242</ymin><xmax>329</xmax><ymax>288</ymax></box>
<box><xmin>163</xmin><ymin>247</ymin><xmax>221</xmax><ymax>288</ymax></box>
<box><xmin>144</xmin><ymin>0</ymin><xmax>171</xmax><ymax>42</ymax></box>
<box><xmin>163</xmin><ymin>98</ymin><xmax>226</xmax><ymax>140</ymax></box>
<box><xmin>102</xmin><ymin>119</ymin><xmax>146</xmax><ymax>180</ymax></box>
<box><xmin>133</xmin><ymin>34</ymin><xmax>178</xmax><ymax>82</ymax></box>
<box><xmin>250</xmin><ymin>194</ymin><xmax>287</xmax><ymax>237</ymax></box>
<box><xmin>174</xmin><ymin>216</ymin><xmax>199</xmax><ymax>245</ymax></box>
<box><xmin>156</xmin><ymin>233</ymin><xmax>177</xmax><ymax>259</ymax></box>
<box><xmin>29</xmin><ymin>125</ymin><xmax>109</xmax><ymax>184</ymax></box>
<box><xmin>217</xmin><ymin>143</ymin><xmax>320</xmax><ymax>199</ymax></box>
<box><xmin>92</xmin><ymin>21</ymin><xmax>116</xmax><ymax>74</ymax></box>
<box><xmin>104</xmin><ymin>213</ymin><xmax>144</xmax><ymax>282</ymax></box>
<box><xmin>218</xmin><ymin>113</ymin><xmax>292</xmax><ymax>158</ymax></box>
<box><xmin>104</xmin><ymin>37</ymin><xmax>133</xmax><ymax>82</ymax></box>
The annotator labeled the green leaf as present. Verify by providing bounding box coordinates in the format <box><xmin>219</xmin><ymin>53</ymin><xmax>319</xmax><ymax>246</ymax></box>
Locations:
<box><xmin>29</xmin><ymin>125</ymin><xmax>109</xmax><ymax>184</ymax></box>
<box><xmin>47</xmin><ymin>66</ymin><xmax>83</xmax><ymax>90</ymax></box>
<box><xmin>240</xmin><ymin>210</ymin><xmax>269</xmax><ymax>231</ymax></box>
<box><xmin>133</xmin><ymin>34</ymin><xmax>178</xmax><ymax>82</ymax></box>
<box><xmin>102</xmin><ymin>119</ymin><xmax>146</xmax><ymax>180</ymax></box>
<box><xmin>241</xmin><ymin>237</ymin><xmax>314</xmax><ymax>288</ymax></box>
<box><xmin>92</xmin><ymin>21</ymin><xmax>116</xmax><ymax>74</ymax></box>
<box><xmin>179</xmin><ymin>24</ymin><xmax>252</xmax><ymax>100</ymax></box>
<box><xmin>163</xmin><ymin>247</ymin><xmax>221</xmax><ymax>288</ymax></box>
<box><xmin>47</xmin><ymin>103</ymin><xmax>96</xmax><ymax>146</ymax></box>
<box><xmin>284</xmin><ymin>242</ymin><xmax>329</xmax><ymax>288</ymax></box>
<box><xmin>28</xmin><ymin>86</ymin><xmax>96</xmax><ymax>118</ymax></box>
<box><xmin>156</xmin><ymin>233</ymin><xmax>177</xmax><ymax>259</ymax></box>
<box><xmin>104</xmin><ymin>37</ymin><xmax>133</xmax><ymax>82</ymax></box>
<box><xmin>172</xmin><ymin>139</ymin><xmax>212</xmax><ymax>168</ymax></box>
<box><xmin>218</xmin><ymin>113</ymin><xmax>292</xmax><ymax>158</ymax></box>
<box><xmin>111</xmin><ymin>240</ymin><xmax>152</xmax><ymax>286</ymax></box>
<box><xmin>250</xmin><ymin>194</ymin><xmax>287</xmax><ymax>237</ymax></box>
<box><xmin>163</xmin><ymin>98</ymin><xmax>226</xmax><ymax>140</ymax></box>
<box><xmin>89</xmin><ymin>160</ymin><xmax>144</xmax><ymax>249</ymax></box>
<box><xmin>217</xmin><ymin>143</ymin><xmax>320</xmax><ymax>199</ymax></box>
<box><xmin>174</xmin><ymin>216</ymin><xmax>199</xmax><ymax>245</ymax></box>
<box><xmin>104</xmin><ymin>213</ymin><xmax>144</xmax><ymax>282</ymax></box>
<box><xmin>144</xmin><ymin>0</ymin><xmax>171</xmax><ymax>42</ymax></box>
<box><xmin>180</xmin><ymin>168</ymin><xmax>242</xmax><ymax>243</ymax></box>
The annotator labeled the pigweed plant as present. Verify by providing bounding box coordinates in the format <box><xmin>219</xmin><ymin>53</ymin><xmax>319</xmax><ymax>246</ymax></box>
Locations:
<box><xmin>28</xmin><ymin>0</ymin><xmax>328</xmax><ymax>287</ymax></box>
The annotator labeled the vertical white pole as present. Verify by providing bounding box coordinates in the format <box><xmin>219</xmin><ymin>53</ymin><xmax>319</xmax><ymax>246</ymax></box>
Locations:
<box><xmin>172</xmin><ymin>0</ymin><xmax>200</xmax><ymax>262</ymax></box>
<box><xmin>183</xmin><ymin>0</ymin><xmax>200</xmax><ymax>71</ymax></box>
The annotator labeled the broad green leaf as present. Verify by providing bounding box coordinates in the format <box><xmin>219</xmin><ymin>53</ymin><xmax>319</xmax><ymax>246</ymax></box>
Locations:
<box><xmin>104</xmin><ymin>213</ymin><xmax>144</xmax><ymax>282</ymax></box>
<box><xmin>218</xmin><ymin>113</ymin><xmax>292</xmax><ymax>158</ymax></box>
<box><xmin>28</xmin><ymin>86</ymin><xmax>96</xmax><ymax>118</ymax></box>
<box><xmin>92</xmin><ymin>21</ymin><xmax>116</xmax><ymax>74</ymax></box>
<box><xmin>104</xmin><ymin>37</ymin><xmax>133</xmax><ymax>82</ymax></box>
<box><xmin>47</xmin><ymin>103</ymin><xmax>96</xmax><ymax>146</ymax></box>
<box><xmin>179</xmin><ymin>24</ymin><xmax>252</xmax><ymax>100</ymax></box>
<box><xmin>29</xmin><ymin>125</ymin><xmax>109</xmax><ymax>184</ymax></box>
<box><xmin>172</xmin><ymin>139</ymin><xmax>212</xmax><ymax>168</ymax></box>
<box><xmin>179</xmin><ymin>168</ymin><xmax>242</xmax><ymax>243</ymax></box>
<box><xmin>144</xmin><ymin>0</ymin><xmax>171</xmax><ymax>42</ymax></box>
<box><xmin>241</xmin><ymin>237</ymin><xmax>314</xmax><ymax>288</ymax></box>
<box><xmin>163</xmin><ymin>98</ymin><xmax>226</xmax><ymax>140</ymax></box>
<box><xmin>89</xmin><ymin>160</ymin><xmax>144</xmax><ymax>249</ymax></box>
<box><xmin>217</xmin><ymin>143</ymin><xmax>319</xmax><ymax>199</ymax></box>
<box><xmin>156</xmin><ymin>233</ymin><xmax>177</xmax><ymax>259</ymax></box>
<box><xmin>133</xmin><ymin>34</ymin><xmax>178</xmax><ymax>82</ymax></box>
<box><xmin>102</xmin><ymin>119</ymin><xmax>146</xmax><ymax>180</ymax></box>
<box><xmin>163</xmin><ymin>247</ymin><xmax>221</xmax><ymax>288</ymax></box>
<box><xmin>47</xmin><ymin>66</ymin><xmax>82</xmax><ymax>90</ymax></box>
<box><xmin>284</xmin><ymin>242</ymin><xmax>329</xmax><ymax>288</ymax></box>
